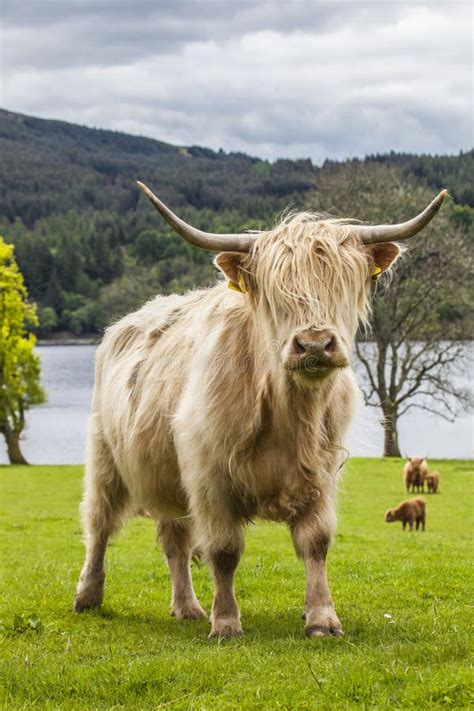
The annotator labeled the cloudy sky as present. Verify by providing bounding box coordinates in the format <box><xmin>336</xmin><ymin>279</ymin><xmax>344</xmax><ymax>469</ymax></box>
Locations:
<box><xmin>1</xmin><ymin>0</ymin><xmax>472</xmax><ymax>162</ymax></box>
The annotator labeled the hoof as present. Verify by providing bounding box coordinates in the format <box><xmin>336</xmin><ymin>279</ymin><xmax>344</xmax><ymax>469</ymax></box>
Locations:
<box><xmin>171</xmin><ymin>602</ymin><xmax>207</xmax><ymax>620</ymax></box>
<box><xmin>73</xmin><ymin>594</ymin><xmax>102</xmax><ymax>613</ymax></box>
<box><xmin>74</xmin><ymin>573</ymin><xmax>105</xmax><ymax>613</ymax></box>
<box><xmin>306</xmin><ymin>625</ymin><xmax>344</xmax><ymax>638</ymax></box>
<box><xmin>209</xmin><ymin>620</ymin><xmax>243</xmax><ymax>639</ymax></box>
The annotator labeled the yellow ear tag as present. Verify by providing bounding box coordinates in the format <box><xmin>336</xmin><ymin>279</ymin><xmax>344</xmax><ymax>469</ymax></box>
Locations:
<box><xmin>227</xmin><ymin>273</ymin><xmax>247</xmax><ymax>294</ymax></box>
<box><xmin>372</xmin><ymin>265</ymin><xmax>382</xmax><ymax>278</ymax></box>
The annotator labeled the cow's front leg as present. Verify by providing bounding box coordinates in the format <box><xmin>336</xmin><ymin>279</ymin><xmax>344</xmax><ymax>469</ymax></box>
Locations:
<box><xmin>208</xmin><ymin>530</ymin><xmax>244</xmax><ymax>639</ymax></box>
<box><xmin>291</xmin><ymin>510</ymin><xmax>343</xmax><ymax>638</ymax></box>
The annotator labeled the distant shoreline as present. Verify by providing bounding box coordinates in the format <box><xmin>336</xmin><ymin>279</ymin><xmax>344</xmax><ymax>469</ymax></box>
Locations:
<box><xmin>37</xmin><ymin>336</ymin><xmax>473</xmax><ymax>347</ymax></box>
<box><xmin>37</xmin><ymin>337</ymin><xmax>100</xmax><ymax>346</ymax></box>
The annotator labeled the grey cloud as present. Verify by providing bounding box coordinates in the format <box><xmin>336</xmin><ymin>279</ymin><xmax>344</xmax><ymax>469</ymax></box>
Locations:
<box><xmin>1</xmin><ymin>1</ymin><xmax>404</xmax><ymax>70</ymax></box>
<box><xmin>1</xmin><ymin>1</ymin><xmax>472</xmax><ymax>161</ymax></box>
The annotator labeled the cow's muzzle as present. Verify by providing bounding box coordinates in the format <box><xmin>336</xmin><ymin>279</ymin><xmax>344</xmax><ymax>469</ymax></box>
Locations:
<box><xmin>285</xmin><ymin>328</ymin><xmax>349</xmax><ymax>377</ymax></box>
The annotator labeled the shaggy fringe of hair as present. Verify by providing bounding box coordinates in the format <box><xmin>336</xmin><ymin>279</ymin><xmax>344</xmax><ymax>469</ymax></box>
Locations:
<box><xmin>250</xmin><ymin>212</ymin><xmax>374</xmax><ymax>334</ymax></box>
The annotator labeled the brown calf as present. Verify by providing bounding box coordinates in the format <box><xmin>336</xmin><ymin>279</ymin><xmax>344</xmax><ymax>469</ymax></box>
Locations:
<box><xmin>426</xmin><ymin>471</ymin><xmax>440</xmax><ymax>494</ymax></box>
<box><xmin>384</xmin><ymin>497</ymin><xmax>426</xmax><ymax>531</ymax></box>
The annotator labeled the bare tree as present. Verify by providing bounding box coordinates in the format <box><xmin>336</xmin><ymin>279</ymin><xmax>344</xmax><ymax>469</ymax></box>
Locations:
<box><xmin>311</xmin><ymin>164</ymin><xmax>473</xmax><ymax>456</ymax></box>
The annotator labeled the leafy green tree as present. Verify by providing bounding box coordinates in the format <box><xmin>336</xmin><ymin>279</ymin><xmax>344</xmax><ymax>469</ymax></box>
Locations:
<box><xmin>36</xmin><ymin>306</ymin><xmax>58</xmax><ymax>337</ymax></box>
<box><xmin>133</xmin><ymin>229</ymin><xmax>166</xmax><ymax>265</ymax></box>
<box><xmin>0</xmin><ymin>237</ymin><xmax>46</xmax><ymax>464</ymax></box>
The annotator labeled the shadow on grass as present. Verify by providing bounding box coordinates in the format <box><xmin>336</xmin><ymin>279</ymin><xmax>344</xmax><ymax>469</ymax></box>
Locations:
<box><xmin>73</xmin><ymin>605</ymin><xmax>210</xmax><ymax>640</ymax></box>
<box><xmin>75</xmin><ymin>605</ymin><xmax>374</xmax><ymax>646</ymax></box>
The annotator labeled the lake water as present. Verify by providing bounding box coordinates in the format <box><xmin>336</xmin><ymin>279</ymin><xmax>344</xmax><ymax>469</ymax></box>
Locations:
<box><xmin>2</xmin><ymin>344</ymin><xmax>472</xmax><ymax>465</ymax></box>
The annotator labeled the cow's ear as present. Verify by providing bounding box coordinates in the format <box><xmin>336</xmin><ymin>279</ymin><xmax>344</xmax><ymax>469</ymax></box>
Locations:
<box><xmin>214</xmin><ymin>252</ymin><xmax>250</xmax><ymax>294</ymax></box>
<box><xmin>365</xmin><ymin>242</ymin><xmax>401</xmax><ymax>277</ymax></box>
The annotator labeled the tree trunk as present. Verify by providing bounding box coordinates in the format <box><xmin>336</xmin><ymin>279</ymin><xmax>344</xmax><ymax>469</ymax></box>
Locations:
<box><xmin>382</xmin><ymin>407</ymin><xmax>401</xmax><ymax>458</ymax></box>
<box><xmin>4</xmin><ymin>429</ymin><xmax>29</xmax><ymax>465</ymax></box>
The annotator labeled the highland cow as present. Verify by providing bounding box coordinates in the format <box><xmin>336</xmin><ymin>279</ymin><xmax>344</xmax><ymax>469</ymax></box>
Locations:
<box><xmin>74</xmin><ymin>184</ymin><xmax>446</xmax><ymax>638</ymax></box>
<box><xmin>385</xmin><ymin>497</ymin><xmax>426</xmax><ymax>531</ymax></box>
<box><xmin>403</xmin><ymin>457</ymin><xmax>429</xmax><ymax>493</ymax></box>
<box><xmin>426</xmin><ymin>471</ymin><xmax>440</xmax><ymax>493</ymax></box>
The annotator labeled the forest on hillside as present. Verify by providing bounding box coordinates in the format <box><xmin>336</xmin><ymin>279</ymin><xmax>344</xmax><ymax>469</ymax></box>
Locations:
<box><xmin>0</xmin><ymin>109</ymin><xmax>473</xmax><ymax>337</ymax></box>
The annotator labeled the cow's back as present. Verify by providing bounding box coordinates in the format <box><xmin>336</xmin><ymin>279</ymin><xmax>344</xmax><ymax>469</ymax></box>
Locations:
<box><xmin>410</xmin><ymin>497</ymin><xmax>425</xmax><ymax>516</ymax></box>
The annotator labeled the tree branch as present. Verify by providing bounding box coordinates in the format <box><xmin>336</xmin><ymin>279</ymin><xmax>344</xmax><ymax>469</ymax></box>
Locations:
<box><xmin>398</xmin><ymin>402</ymin><xmax>457</xmax><ymax>422</ymax></box>
<box><xmin>355</xmin><ymin>341</ymin><xmax>380</xmax><ymax>400</ymax></box>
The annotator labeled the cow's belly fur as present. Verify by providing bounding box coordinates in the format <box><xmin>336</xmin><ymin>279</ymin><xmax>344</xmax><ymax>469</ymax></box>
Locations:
<box><xmin>98</xmin><ymin>378</ymin><xmax>351</xmax><ymax>529</ymax></box>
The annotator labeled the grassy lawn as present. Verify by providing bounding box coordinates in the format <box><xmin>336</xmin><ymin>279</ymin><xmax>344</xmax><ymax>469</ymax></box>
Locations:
<box><xmin>0</xmin><ymin>459</ymin><xmax>472</xmax><ymax>709</ymax></box>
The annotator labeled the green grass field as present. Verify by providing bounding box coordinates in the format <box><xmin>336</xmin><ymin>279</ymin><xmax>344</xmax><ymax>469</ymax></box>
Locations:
<box><xmin>0</xmin><ymin>459</ymin><xmax>472</xmax><ymax>710</ymax></box>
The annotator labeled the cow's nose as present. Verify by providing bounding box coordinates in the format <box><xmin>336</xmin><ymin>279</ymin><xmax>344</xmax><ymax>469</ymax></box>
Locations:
<box><xmin>290</xmin><ymin>329</ymin><xmax>346</xmax><ymax>371</ymax></box>
<box><xmin>294</xmin><ymin>330</ymin><xmax>336</xmax><ymax>359</ymax></box>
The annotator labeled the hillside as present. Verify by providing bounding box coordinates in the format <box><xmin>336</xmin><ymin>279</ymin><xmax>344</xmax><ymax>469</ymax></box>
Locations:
<box><xmin>0</xmin><ymin>109</ymin><xmax>314</xmax><ymax>226</ymax></box>
<box><xmin>0</xmin><ymin>108</ymin><xmax>472</xmax><ymax>336</ymax></box>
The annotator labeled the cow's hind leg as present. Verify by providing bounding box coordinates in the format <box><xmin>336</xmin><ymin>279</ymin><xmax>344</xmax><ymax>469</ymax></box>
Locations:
<box><xmin>74</xmin><ymin>432</ymin><xmax>130</xmax><ymax>612</ymax></box>
<box><xmin>158</xmin><ymin>520</ymin><xmax>206</xmax><ymax>620</ymax></box>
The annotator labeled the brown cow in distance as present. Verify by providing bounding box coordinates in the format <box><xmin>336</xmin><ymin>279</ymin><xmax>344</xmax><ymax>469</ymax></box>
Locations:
<box><xmin>74</xmin><ymin>183</ymin><xmax>446</xmax><ymax>639</ymax></box>
<box><xmin>385</xmin><ymin>498</ymin><xmax>426</xmax><ymax>531</ymax></box>
<box><xmin>426</xmin><ymin>471</ymin><xmax>440</xmax><ymax>493</ymax></box>
<box><xmin>403</xmin><ymin>457</ymin><xmax>429</xmax><ymax>493</ymax></box>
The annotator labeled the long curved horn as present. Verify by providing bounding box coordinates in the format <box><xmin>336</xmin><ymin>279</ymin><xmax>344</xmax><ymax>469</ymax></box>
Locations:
<box><xmin>137</xmin><ymin>181</ymin><xmax>259</xmax><ymax>252</ymax></box>
<box><xmin>354</xmin><ymin>190</ymin><xmax>448</xmax><ymax>245</ymax></box>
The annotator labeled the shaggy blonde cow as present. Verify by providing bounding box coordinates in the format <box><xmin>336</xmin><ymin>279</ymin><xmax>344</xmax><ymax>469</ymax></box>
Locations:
<box><xmin>74</xmin><ymin>184</ymin><xmax>446</xmax><ymax>638</ymax></box>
